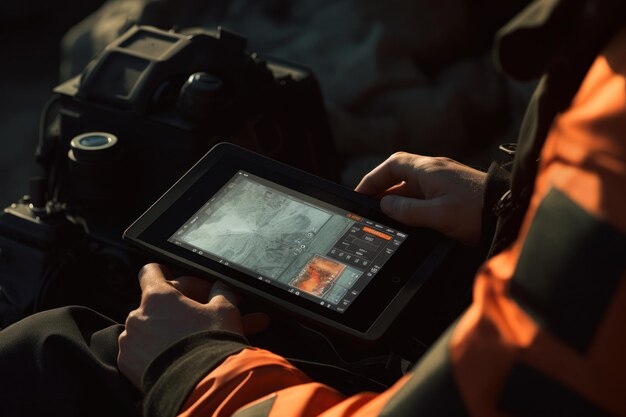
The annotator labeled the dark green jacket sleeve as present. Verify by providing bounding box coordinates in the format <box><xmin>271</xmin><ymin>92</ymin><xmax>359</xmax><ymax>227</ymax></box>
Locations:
<box><xmin>142</xmin><ymin>331</ymin><xmax>249</xmax><ymax>417</ymax></box>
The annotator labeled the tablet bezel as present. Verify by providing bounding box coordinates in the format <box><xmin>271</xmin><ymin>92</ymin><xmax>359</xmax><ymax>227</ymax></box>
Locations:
<box><xmin>124</xmin><ymin>143</ymin><xmax>451</xmax><ymax>341</ymax></box>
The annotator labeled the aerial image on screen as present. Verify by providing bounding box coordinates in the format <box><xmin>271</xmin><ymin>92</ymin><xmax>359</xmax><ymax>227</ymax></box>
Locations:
<box><xmin>169</xmin><ymin>171</ymin><xmax>407</xmax><ymax>312</ymax></box>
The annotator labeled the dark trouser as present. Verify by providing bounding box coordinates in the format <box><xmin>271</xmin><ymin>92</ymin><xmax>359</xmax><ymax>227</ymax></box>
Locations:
<box><xmin>0</xmin><ymin>306</ymin><xmax>141</xmax><ymax>417</ymax></box>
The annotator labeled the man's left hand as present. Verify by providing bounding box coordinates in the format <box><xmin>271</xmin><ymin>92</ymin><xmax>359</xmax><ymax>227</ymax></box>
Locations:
<box><xmin>117</xmin><ymin>263</ymin><xmax>245</xmax><ymax>390</ymax></box>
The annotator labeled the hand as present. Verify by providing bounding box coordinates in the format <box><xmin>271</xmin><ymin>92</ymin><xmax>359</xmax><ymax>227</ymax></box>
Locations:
<box><xmin>355</xmin><ymin>152</ymin><xmax>487</xmax><ymax>245</ymax></box>
<box><xmin>117</xmin><ymin>264</ymin><xmax>266</xmax><ymax>390</ymax></box>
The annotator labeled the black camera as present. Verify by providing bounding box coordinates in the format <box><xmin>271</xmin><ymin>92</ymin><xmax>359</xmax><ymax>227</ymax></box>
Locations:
<box><xmin>0</xmin><ymin>25</ymin><xmax>340</xmax><ymax>326</ymax></box>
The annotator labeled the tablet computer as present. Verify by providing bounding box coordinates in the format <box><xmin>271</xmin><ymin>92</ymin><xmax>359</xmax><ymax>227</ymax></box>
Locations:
<box><xmin>124</xmin><ymin>143</ymin><xmax>451</xmax><ymax>341</ymax></box>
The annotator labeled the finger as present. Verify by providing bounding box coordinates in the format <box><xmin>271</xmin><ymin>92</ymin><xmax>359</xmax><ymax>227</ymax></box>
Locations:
<box><xmin>170</xmin><ymin>276</ymin><xmax>214</xmax><ymax>303</ymax></box>
<box><xmin>380</xmin><ymin>181</ymin><xmax>413</xmax><ymax>198</ymax></box>
<box><xmin>137</xmin><ymin>263</ymin><xmax>170</xmax><ymax>293</ymax></box>
<box><xmin>380</xmin><ymin>195</ymin><xmax>444</xmax><ymax>229</ymax></box>
<box><xmin>355</xmin><ymin>152</ymin><xmax>423</xmax><ymax>196</ymax></box>
<box><xmin>241</xmin><ymin>312</ymin><xmax>270</xmax><ymax>335</ymax></box>
<box><xmin>207</xmin><ymin>281</ymin><xmax>239</xmax><ymax>308</ymax></box>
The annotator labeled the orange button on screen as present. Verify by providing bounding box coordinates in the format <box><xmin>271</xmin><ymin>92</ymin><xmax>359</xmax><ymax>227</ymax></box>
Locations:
<box><xmin>362</xmin><ymin>226</ymin><xmax>392</xmax><ymax>241</ymax></box>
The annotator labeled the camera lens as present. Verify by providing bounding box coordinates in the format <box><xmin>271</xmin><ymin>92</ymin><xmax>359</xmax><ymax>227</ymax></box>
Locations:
<box><xmin>69</xmin><ymin>132</ymin><xmax>120</xmax><ymax>165</ymax></box>
<box><xmin>68</xmin><ymin>131</ymin><xmax>124</xmax><ymax>202</ymax></box>
<box><xmin>77</xmin><ymin>134</ymin><xmax>111</xmax><ymax>148</ymax></box>
<box><xmin>71</xmin><ymin>132</ymin><xmax>117</xmax><ymax>151</ymax></box>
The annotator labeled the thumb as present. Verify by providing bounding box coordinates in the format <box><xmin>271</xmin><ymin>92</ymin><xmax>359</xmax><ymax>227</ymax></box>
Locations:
<box><xmin>380</xmin><ymin>195</ymin><xmax>442</xmax><ymax>229</ymax></box>
<box><xmin>206</xmin><ymin>281</ymin><xmax>244</xmax><ymax>335</ymax></box>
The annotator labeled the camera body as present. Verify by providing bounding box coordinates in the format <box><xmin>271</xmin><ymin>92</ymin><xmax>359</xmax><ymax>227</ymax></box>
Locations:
<box><xmin>0</xmin><ymin>25</ymin><xmax>340</xmax><ymax>325</ymax></box>
<box><xmin>55</xmin><ymin>25</ymin><xmax>339</xmax><ymax>232</ymax></box>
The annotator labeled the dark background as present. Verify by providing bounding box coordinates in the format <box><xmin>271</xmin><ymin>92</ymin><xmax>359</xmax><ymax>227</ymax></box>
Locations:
<box><xmin>0</xmin><ymin>1</ymin><xmax>105</xmax><ymax>208</ymax></box>
<box><xmin>0</xmin><ymin>1</ymin><xmax>532</xmax><ymax>209</ymax></box>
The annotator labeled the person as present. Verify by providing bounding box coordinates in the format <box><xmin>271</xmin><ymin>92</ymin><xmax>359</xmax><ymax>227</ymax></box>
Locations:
<box><xmin>1</xmin><ymin>0</ymin><xmax>626</xmax><ymax>416</ymax></box>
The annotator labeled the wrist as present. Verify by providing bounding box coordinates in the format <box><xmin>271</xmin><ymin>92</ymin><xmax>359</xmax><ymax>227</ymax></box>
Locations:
<box><xmin>143</xmin><ymin>331</ymin><xmax>248</xmax><ymax>417</ymax></box>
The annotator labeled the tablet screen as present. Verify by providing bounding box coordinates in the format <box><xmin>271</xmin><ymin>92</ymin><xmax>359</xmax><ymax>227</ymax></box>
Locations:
<box><xmin>169</xmin><ymin>170</ymin><xmax>408</xmax><ymax>313</ymax></box>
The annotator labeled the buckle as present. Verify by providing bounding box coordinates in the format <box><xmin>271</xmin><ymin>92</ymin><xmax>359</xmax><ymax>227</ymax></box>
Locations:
<box><xmin>493</xmin><ymin>189</ymin><xmax>512</xmax><ymax>217</ymax></box>
<box><xmin>498</xmin><ymin>143</ymin><xmax>517</xmax><ymax>156</ymax></box>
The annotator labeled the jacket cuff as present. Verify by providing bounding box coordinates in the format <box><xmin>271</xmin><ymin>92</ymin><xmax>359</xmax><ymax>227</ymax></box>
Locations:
<box><xmin>481</xmin><ymin>161</ymin><xmax>511</xmax><ymax>246</ymax></box>
<box><xmin>142</xmin><ymin>331</ymin><xmax>248</xmax><ymax>417</ymax></box>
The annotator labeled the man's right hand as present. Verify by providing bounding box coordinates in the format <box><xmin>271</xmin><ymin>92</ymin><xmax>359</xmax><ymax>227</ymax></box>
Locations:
<box><xmin>355</xmin><ymin>152</ymin><xmax>487</xmax><ymax>245</ymax></box>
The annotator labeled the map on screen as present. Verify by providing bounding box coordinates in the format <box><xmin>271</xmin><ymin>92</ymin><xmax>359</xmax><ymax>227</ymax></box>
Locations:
<box><xmin>169</xmin><ymin>171</ymin><xmax>407</xmax><ymax>312</ymax></box>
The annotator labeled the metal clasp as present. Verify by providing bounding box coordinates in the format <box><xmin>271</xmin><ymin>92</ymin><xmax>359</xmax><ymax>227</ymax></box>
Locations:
<box><xmin>498</xmin><ymin>143</ymin><xmax>517</xmax><ymax>157</ymax></box>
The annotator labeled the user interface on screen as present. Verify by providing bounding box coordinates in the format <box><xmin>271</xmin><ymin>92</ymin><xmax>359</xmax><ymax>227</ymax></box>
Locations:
<box><xmin>169</xmin><ymin>171</ymin><xmax>408</xmax><ymax>313</ymax></box>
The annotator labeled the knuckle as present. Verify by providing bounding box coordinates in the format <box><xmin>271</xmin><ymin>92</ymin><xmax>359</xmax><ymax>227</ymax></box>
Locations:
<box><xmin>211</xmin><ymin>297</ymin><xmax>235</xmax><ymax>312</ymax></box>
<box><xmin>117</xmin><ymin>330</ymin><xmax>127</xmax><ymax>344</ymax></box>
<box><xmin>142</xmin><ymin>288</ymin><xmax>176</xmax><ymax>309</ymax></box>
<box><xmin>138</xmin><ymin>263</ymin><xmax>161</xmax><ymax>279</ymax></box>
<box><xmin>390</xmin><ymin>151</ymin><xmax>408</xmax><ymax>159</ymax></box>
<box><xmin>142</xmin><ymin>283</ymin><xmax>172</xmax><ymax>299</ymax></box>
<box><xmin>124</xmin><ymin>310</ymin><xmax>143</xmax><ymax>329</ymax></box>
<box><xmin>207</xmin><ymin>293</ymin><xmax>231</xmax><ymax>309</ymax></box>
<box><xmin>389</xmin><ymin>151</ymin><xmax>412</xmax><ymax>165</ymax></box>
<box><xmin>361</xmin><ymin>171</ymin><xmax>375</xmax><ymax>184</ymax></box>
<box><xmin>117</xmin><ymin>332</ymin><xmax>128</xmax><ymax>367</ymax></box>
